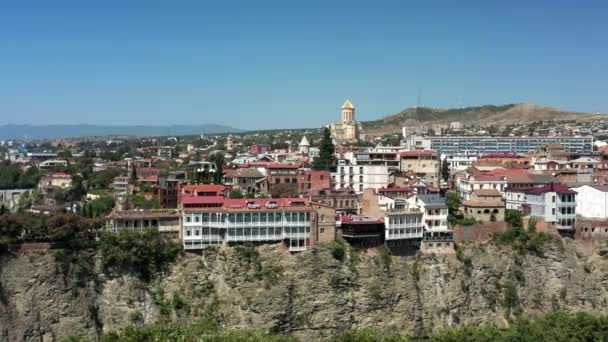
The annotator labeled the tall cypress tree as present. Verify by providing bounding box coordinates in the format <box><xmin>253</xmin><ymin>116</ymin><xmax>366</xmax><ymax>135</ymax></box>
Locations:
<box><xmin>314</xmin><ymin>127</ymin><xmax>337</xmax><ymax>170</ymax></box>
<box><xmin>441</xmin><ymin>158</ymin><xmax>450</xmax><ymax>182</ymax></box>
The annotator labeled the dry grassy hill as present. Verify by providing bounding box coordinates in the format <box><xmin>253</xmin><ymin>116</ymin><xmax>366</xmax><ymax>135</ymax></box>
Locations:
<box><xmin>363</xmin><ymin>103</ymin><xmax>604</xmax><ymax>135</ymax></box>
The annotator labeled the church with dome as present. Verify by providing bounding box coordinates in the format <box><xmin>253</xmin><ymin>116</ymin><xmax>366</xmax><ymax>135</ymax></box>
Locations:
<box><xmin>328</xmin><ymin>100</ymin><xmax>362</xmax><ymax>144</ymax></box>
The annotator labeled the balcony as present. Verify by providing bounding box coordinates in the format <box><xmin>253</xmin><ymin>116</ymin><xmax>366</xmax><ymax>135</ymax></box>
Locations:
<box><xmin>183</xmin><ymin>240</ymin><xmax>222</xmax><ymax>250</ymax></box>
<box><xmin>225</xmin><ymin>233</ymin><xmax>283</xmax><ymax>242</ymax></box>
<box><xmin>385</xmin><ymin>230</ymin><xmax>423</xmax><ymax>240</ymax></box>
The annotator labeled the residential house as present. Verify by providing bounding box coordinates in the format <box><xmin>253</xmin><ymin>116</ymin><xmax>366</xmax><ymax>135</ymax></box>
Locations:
<box><xmin>399</xmin><ymin>150</ymin><xmax>440</xmax><ymax>187</ymax></box>
<box><xmin>573</xmin><ymin>185</ymin><xmax>608</xmax><ymax>219</ymax></box>
<box><xmin>106</xmin><ymin>209</ymin><xmax>181</xmax><ymax>240</ymax></box>
<box><xmin>462</xmin><ymin>189</ymin><xmax>505</xmax><ymax>222</ymax></box>
<box><xmin>181</xmin><ymin>197</ymin><xmax>313</xmax><ymax>252</ymax></box>
<box><xmin>505</xmin><ymin>183</ymin><xmax>577</xmax><ymax>231</ymax></box>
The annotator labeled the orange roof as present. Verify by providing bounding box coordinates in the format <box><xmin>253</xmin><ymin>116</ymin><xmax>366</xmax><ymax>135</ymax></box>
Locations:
<box><xmin>181</xmin><ymin>184</ymin><xmax>230</xmax><ymax>193</ymax></box>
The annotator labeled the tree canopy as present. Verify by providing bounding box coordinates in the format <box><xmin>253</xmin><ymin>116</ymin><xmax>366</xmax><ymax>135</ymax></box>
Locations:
<box><xmin>314</xmin><ymin>127</ymin><xmax>337</xmax><ymax>170</ymax></box>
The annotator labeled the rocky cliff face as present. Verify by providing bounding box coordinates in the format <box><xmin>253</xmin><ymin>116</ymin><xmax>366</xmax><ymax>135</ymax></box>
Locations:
<box><xmin>1</xmin><ymin>240</ymin><xmax>607</xmax><ymax>341</ymax></box>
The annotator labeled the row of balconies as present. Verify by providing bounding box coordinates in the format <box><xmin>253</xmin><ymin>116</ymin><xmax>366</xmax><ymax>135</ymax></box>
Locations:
<box><xmin>183</xmin><ymin>220</ymin><xmax>311</xmax><ymax>227</ymax></box>
<box><xmin>183</xmin><ymin>232</ymin><xmax>310</xmax><ymax>243</ymax></box>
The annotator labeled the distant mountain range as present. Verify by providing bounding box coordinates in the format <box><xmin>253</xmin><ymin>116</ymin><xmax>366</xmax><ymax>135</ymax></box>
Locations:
<box><xmin>0</xmin><ymin>123</ymin><xmax>241</xmax><ymax>140</ymax></box>
<box><xmin>363</xmin><ymin>103</ymin><xmax>605</xmax><ymax>135</ymax></box>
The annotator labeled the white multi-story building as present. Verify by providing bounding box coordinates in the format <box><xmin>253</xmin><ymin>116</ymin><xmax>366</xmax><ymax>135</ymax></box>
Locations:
<box><xmin>408</xmin><ymin>194</ymin><xmax>449</xmax><ymax>232</ymax></box>
<box><xmin>573</xmin><ymin>185</ymin><xmax>608</xmax><ymax>219</ymax></box>
<box><xmin>505</xmin><ymin>183</ymin><xmax>577</xmax><ymax>230</ymax></box>
<box><xmin>443</xmin><ymin>153</ymin><xmax>478</xmax><ymax>172</ymax></box>
<box><xmin>332</xmin><ymin>159</ymin><xmax>394</xmax><ymax>194</ymax></box>
<box><xmin>458</xmin><ymin>173</ymin><xmax>507</xmax><ymax>201</ymax></box>
<box><xmin>383</xmin><ymin>198</ymin><xmax>424</xmax><ymax>243</ymax></box>
<box><xmin>181</xmin><ymin>197</ymin><xmax>312</xmax><ymax>252</ymax></box>
<box><xmin>405</xmin><ymin>136</ymin><xmax>594</xmax><ymax>154</ymax></box>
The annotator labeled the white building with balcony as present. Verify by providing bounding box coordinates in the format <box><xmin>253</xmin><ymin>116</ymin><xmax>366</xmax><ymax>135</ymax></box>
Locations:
<box><xmin>332</xmin><ymin>160</ymin><xmax>392</xmax><ymax>194</ymax></box>
<box><xmin>384</xmin><ymin>198</ymin><xmax>424</xmax><ymax>244</ymax></box>
<box><xmin>506</xmin><ymin>183</ymin><xmax>577</xmax><ymax>230</ymax></box>
<box><xmin>408</xmin><ymin>194</ymin><xmax>449</xmax><ymax>231</ymax></box>
<box><xmin>181</xmin><ymin>197</ymin><xmax>312</xmax><ymax>252</ymax></box>
<box><xmin>407</xmin><ymin>194</ymin><xmax>451</xmax><ymax>243</ymax></box>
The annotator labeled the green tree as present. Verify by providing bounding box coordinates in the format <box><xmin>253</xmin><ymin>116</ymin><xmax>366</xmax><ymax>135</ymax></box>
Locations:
<box><xmin>98</xmin><ymin>228</ymin><xmax>182</xmax><ymax>280</ymax></box>
<box><xmin>314</xmin><ymin>127</ymin><xmax>336</xmax><ymax>170</ymax></box>
<box><xmin>229</xmin><ymin>190</ymin><xmax>245</xmax><ymax>199</ymax></box>
<box><xmin>441</xmin><ymin>158</ymin><xmax>450</xmax><ymax>182</ymax></box>
<box><xmin>130</xmin><ymin>164</ymin><xmax>138</xmax><ymax>182</ymax></box>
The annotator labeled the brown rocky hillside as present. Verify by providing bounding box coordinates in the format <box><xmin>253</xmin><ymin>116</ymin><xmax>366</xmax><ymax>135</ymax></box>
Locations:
<box><xmin>363</xmin><ymin>103</ymin><xmax>604</xmax><ymax>135</ymax></box>
<box><xmin>1</xmin><ymin>240</ymin><xmax>608</xmax><ymax>340</ymax></box>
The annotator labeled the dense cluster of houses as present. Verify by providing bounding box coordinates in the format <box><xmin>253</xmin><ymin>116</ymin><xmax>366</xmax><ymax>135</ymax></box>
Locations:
<box><xmin>101</xmin><ymin>135</ymin><xmax>608</xmax><ymax>254</ymax></box>
<box><xmin>4</xmin><ymin>112</ymin><xmax>608</xmax><ymax>255</ymax></box>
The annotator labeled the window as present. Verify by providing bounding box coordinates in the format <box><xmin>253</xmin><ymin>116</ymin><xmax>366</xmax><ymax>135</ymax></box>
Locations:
<box><xmin>552</xmin><ymin>195</ymin><xmax>556</xmax><ymax>203</ymax></box>
<box><xmin>552</xmin><ymin>208</ymin><xmax>555</xmax><ymax>215</ymax></box>
<box><xmin>320</xmin><ymin>228</ymin><xmax>325</xmax><ymax>234</ymax></box>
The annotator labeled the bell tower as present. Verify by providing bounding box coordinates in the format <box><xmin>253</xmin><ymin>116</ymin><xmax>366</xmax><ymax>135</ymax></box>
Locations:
<box><xmin>341</xmin><ymin>99</ymin><xmax>355</xmax><ymax>123</ymax></box>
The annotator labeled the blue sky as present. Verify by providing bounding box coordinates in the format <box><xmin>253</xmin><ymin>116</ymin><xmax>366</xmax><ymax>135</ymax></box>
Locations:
<box><xmin>0</xmin><ymin>0</ymin><xmax>606</xmax><ymax>129</ymax></box>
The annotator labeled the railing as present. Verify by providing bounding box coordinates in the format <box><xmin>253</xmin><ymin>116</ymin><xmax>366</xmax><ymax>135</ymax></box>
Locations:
<box><xmin>183</xmin><ymin>241</ymin><xmax>222</xmax><ymax>250</ymax></box>
<box><xmin>386</xmin><ymin>223</ymin><xmax>423</xmax><ymax>229</ymax></box>
<box><xmin>184</xmin><ymin>235</ymin><xmax>223</xmax><ymax>241</ymax></box>
<box><xmin>225</xmin><ymin>234</ymin><xmax>283</xmax><ymax>242</ymax></box>
<box><xmin>183</xmin><ymin>220</ymin><xmax>310</xmax><ymax>227</ymax></box>
<box><xmin>385</xmin><ymin>232</ymin><xmax>423</xmax><ymax>240</ymax></box>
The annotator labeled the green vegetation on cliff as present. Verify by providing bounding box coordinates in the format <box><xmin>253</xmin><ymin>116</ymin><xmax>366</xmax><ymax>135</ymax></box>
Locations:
<box><xmin>63</xmin><ymin>312</ymin><xmax>608</xmax><ymax>341</ymax></box>
<box><xmin>98</xmin><ymin>228</ymin><xmax>182</xmax><ymax>280</ymax></box>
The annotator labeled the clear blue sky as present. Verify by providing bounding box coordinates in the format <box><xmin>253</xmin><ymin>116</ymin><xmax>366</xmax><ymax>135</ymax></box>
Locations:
<box><xmin>1</xmin><ymin>0</ymin><xmax>607</xmax><ymax>129</ymax></box>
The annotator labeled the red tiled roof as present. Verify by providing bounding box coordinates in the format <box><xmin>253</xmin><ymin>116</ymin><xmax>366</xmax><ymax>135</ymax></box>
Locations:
<box><xmin>182</xmin><ymin>197</ymin><xmax>310</xmax><ymax>210</ymax></box>
<box><xmin>181</xmin><ymin>184</ymin><xmax>230</xmax><ymax>193</ymax></box>
<box><xmin>484</xmin><ymin>168</ymin><xmax>529</xmax><ymax>176</ymax></box>
<box><xmin>378</xmin><ymin>187</ymin><xmax>411</xmax><ymax>193</ymax></box>
<box><xmin>181</xmin><ymin>196</ymin><xmax>225</xmax><ymax>205</ymax></box>
<box><xmin>591</xmin><ymin>185</ymin><xmax>608</xmax><ymax>192</ymax></box>
<box><xmin>266</xmin><ymin>163</ymin><xmax>299</xmax><ymax>169</ymax></box>
<box><xmin>518</xmin><ymin>183</ymin><xmax>575</xmax><ymax>194</ymax></box>
<box><xmin>141</xmin><ymin>175</ymin><xmax>158</xmax><ymax>182</ymax></box>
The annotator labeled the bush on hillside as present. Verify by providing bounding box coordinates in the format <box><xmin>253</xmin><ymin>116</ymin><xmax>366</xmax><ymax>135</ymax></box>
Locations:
<box><xmin>98</xmin><ymin>228</ymin><xmax>182</xmax><ymax>280</ymax></box>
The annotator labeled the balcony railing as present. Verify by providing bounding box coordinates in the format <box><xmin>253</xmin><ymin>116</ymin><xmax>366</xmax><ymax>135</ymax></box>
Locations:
<box><xmin>385</xmin><ymin>231</ymin><xmax>423</xmax><ymax>240</ymax></box>
<box><xmin>225</xmin><ymin>234</ymin><xmax>283</xmax><ymax>242</ymax></box>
